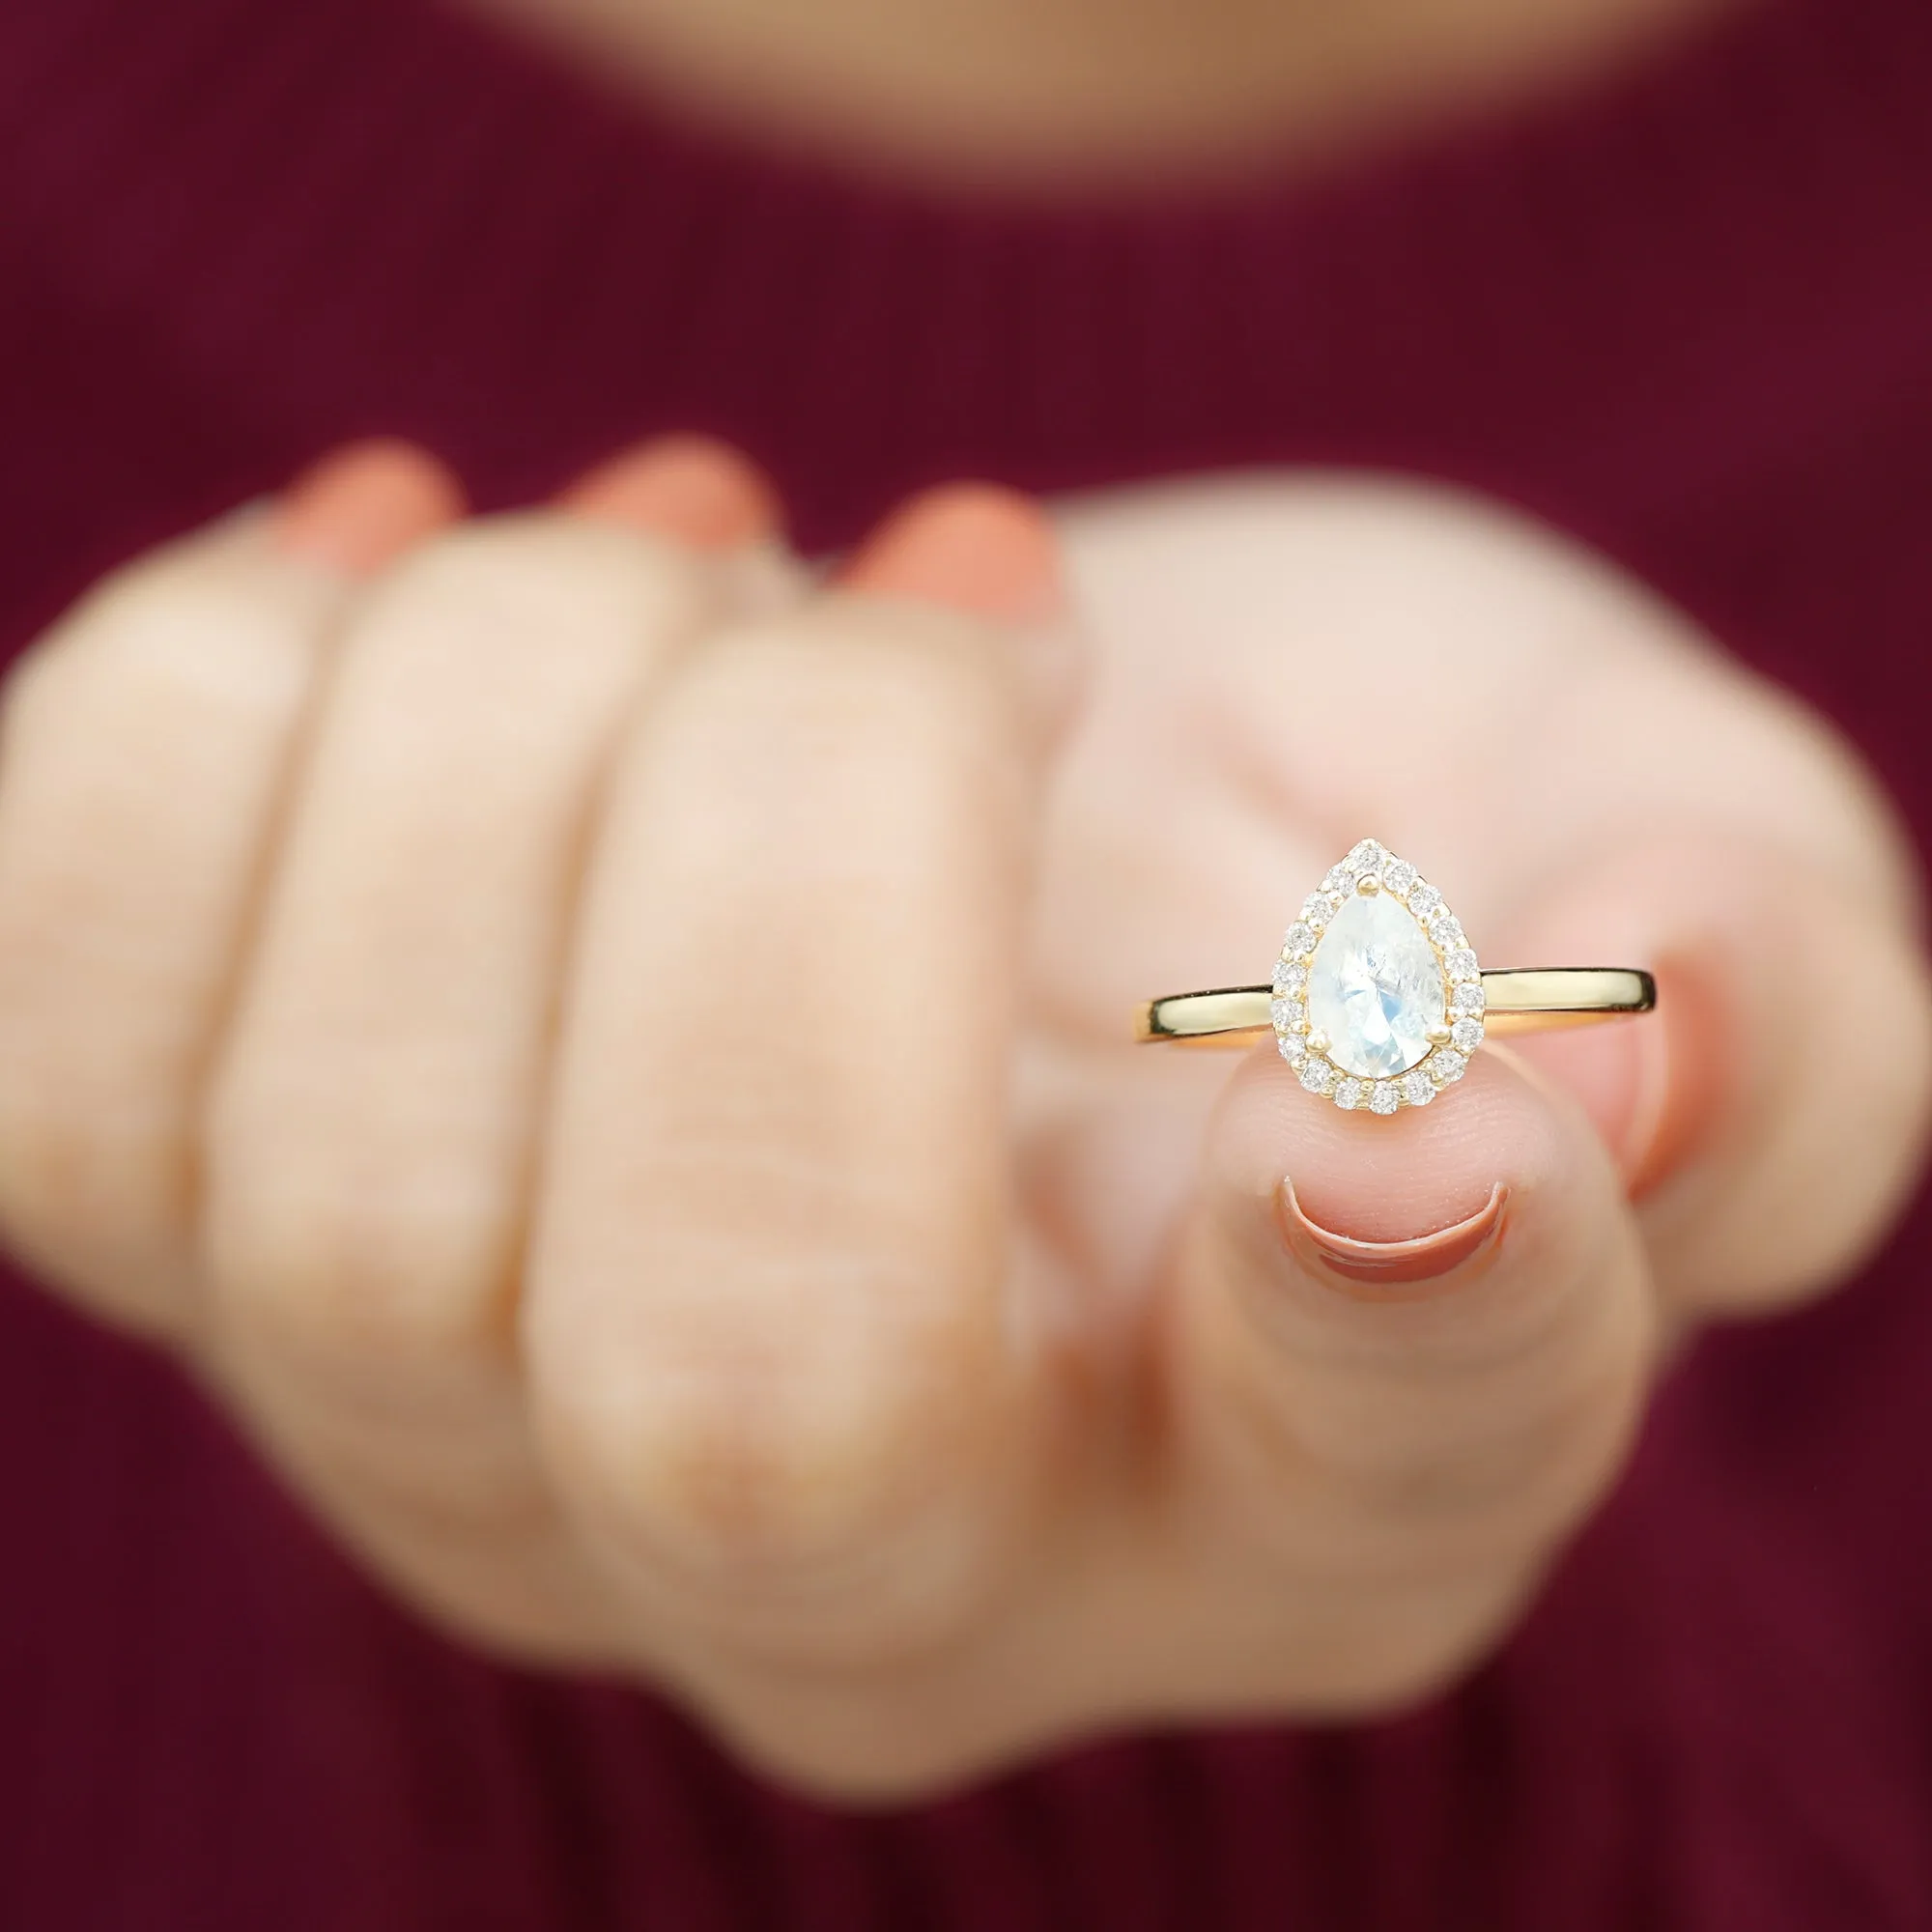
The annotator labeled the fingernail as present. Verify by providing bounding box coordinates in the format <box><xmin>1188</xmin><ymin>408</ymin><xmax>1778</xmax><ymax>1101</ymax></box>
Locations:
<box><xmin>273</xmin><ymin>440</ymin><xmax>465</xmax><ymax>575</ymax></box>
<box><xmin>1278</xmin><ymin>1179</ymin><xmax>1510</xmax><ymax>1293</ymax></box>
<box><xmin>839</xmin><ymin>483</ymin><xmax>1065</xmax><ymax>622</ymax></box>
<box><xmin>561</xmin><ymin>436</ymin><xmax>782</xmax><ymax>549</ymax></box>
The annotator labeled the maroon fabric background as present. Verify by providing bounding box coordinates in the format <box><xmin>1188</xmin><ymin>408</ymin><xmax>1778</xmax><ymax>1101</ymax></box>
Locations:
<box><xmin>4</xmin><ymin>0</ymin><xmax>1932</xmax><ymax>1924</ymax></box>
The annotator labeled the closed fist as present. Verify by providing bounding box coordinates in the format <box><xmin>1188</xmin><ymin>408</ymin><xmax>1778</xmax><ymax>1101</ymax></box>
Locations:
<box><xmin>0</xmin><ymin>440</ymin><xmax>1922</xmax><ymax>1796</ymax></box>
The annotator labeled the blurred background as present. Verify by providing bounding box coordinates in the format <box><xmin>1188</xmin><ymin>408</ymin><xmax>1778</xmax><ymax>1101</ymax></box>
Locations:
<box><xmin>4</xmin><ymin>0</ymin><xmax>1932</xmax><ymax>1925</ymax></box>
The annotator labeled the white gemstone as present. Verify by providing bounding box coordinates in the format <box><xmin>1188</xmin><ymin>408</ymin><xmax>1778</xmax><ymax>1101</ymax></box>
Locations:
<box><xmin>1346</xmin><ymin>838</ymin><xmax>1385</xmax><ymax>874</ymax></box>
<box><xmin>1381</xmin><ymin>859</ymin><xmax>1417</xmax><ymax>897</ymax></box>
<box><xmin>1453</xmin><ymin>981</ymin><xmax>1485</xmax><ymax>1014</ymax></box>
<box><xmin>1428</xmin><ymin>908</ymin><xmax>1463</xmax><ymax>946</ymax></box>
<box><xmin>1305</xmin><ymin>892</ymin><xmax>1447</xmax><ymax>1080</ymax></box>
<box><xmin>1270</xmin><ymin>997</ymin><xmax>1305</xmax><ymax>1031</ymax></box>
<box><xmin>1334</xmin><ymin>1078</ymin><xmax>1363</xmax><ymax>1110</ymax></box>
<box><xmin>1298</xmin><ymin>1057</ymin><xmax>1335</xmax><ymax>1094</ymax></box>
<box><xmin>1431</xmin><ymin>1048</ymin><xmax>1468</xmax><ymax>1085</ymax></box>
<box><xmin>1407</xmin><ymin>883</ymin><xmax>1442</xmax><ymax>920</ymax></box>
<box><xmin>1284</xmin><ymin>922</ymin><xmax>1316</xmax><ymax>958</ymax></box>
<box><xmin>1402</xmin><ymin>1069</ymin><xmax>1435</xmax><ymax>1107</ymax></box>
<box><xmin>1278</xmin><ymin>1032</ymin><xmax>1308</xmax><ymax>1065</ymax></box>
<box><xmin>1369</xmin><ymin>1082</ymin><xmax>1400</xmax><ymax>1115</ymax></box>
<box><xmin>1322</xmin><ymin>866</ymin><xmax>1351</xmax><ymax>894</ymax></box>
<box><xmin>1446</xmin><ymin>948</ymin><xmax>1479</xmax><ymax>982</ymax></box>
<box><xmin>1301</xmin><ymin>892</ymin><xmax>1341</xmax><ymax>927</ymax></box>
<box><xmin>1451</xmin><ymin>1016</ymin><xmax>1485</xmax><ymax>1053</ymax></box>
<box><xmin>1273</xmin><ymin>959</ymin><xmax>1308</xmax><ymax>995</ymax></box>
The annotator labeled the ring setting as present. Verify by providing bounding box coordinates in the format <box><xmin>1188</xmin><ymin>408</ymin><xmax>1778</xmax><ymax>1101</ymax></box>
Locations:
<box><xmin>1137</xmin><ymin>838</ymin><xmax>1656</xmax><ymax>1118</ymax></box>
<box><xmin>1275</xmin><ymin>838</ymin><xmax>1479</xmax><ymax>1112</ymax></box>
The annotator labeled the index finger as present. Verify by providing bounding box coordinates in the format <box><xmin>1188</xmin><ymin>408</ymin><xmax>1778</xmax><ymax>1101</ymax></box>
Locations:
<box><xmin>1504</xmin><ymin>829</ymin><xmax>1932</xmax><ymax>1316</ymax></box>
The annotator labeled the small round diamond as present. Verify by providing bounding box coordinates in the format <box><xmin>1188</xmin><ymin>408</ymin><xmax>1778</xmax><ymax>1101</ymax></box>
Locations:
<box><xmin>1284</xmin><ymin>922</ymin><xmax>1317</xmax><ymax>958</ymax></box>
<box><xmin>1450</xmin><ymin>1016</ymin><xmax>1485</xmax><ymax>1053</ymax></box>
<box><xmin>1369</xmin><ymin>1082</ymin><xmax>1400</xmax><ymax>1116</ymax></box>
<box><xmin>1273</xmin><ymin>958</ymin><xmax>1308</xmax><ymax>995</ymax></box>
<box><xmin>1298</xmin><ymin>1057</ymin><xmax>1336</xmax><ymax>1095</ymax></box>
<box><xmin>1407</xmin><ymin>883</ymin><xmax>1442</xmax><ymax>920</ymax></box>
<box><xmin>1430</xmin><ymin>1048</ymin><xmax>1468</xmax><ymax>1085</ymax></box>
<box><xmin>1278</xmin><ymin>1031</ymin><xmax>1309</xmax><ymax>1065</ymax></box>
<box><xmin>1334</xmin><ymin>1078</ymin><xmax>1363</xmax><ymax>1110</ymax></box>
<box><xmin>1453</xmin><ymin>981</ymin><xmax>1485</xmax><ymax>1014</ymax></box>
<box><xmin>1446</xmin><ymin>948</ymin><xmax>1479</xmax><ymax>982</ymax></box>
<box><xmin>1402</xmin><ymin>1069</ymin><xmax>1435</xmax><ymax>1107</ymax></box>
<box><xmin>1428</xmin><ymin>908</ymin><xmax>1463</xmax><ymax>946</ymax></box>
<box><xmin>1270</xmin><ymin>997</ymin><xmax>1305</xmax><ymax>1032</ymax></box>
<box><xmin>1381</xmin><ymin>859</ymin><xmax>1417</xmax><ymax>898</ymax></box>
<box><xmin>1301</xmin><ymin>892</ymin><xmax>1342</xmax><ymax>927</ymax></box>
<box><xmin>1346</xmin><ymin>838</ymin><xmax>1385</xmax><ymax>875</ymax></box>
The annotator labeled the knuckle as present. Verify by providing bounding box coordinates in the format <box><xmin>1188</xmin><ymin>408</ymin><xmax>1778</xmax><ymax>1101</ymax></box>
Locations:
<box><xmin>554</xmin><ymin>1338</ymin><xmax>921</xmax><ymax>1580</ymax></box>
<box><xmin>534</xmin><ymin>1257</ymin><xmax>996</xmax><ymax>1644</ymax></box>
<box><xmin>203</xmin><ymin>1132</ymin><xmax>507</xmax><ymax>1376</ymax></box>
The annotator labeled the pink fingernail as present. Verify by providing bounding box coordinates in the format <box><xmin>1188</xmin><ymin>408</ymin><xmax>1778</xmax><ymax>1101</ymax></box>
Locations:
<box><xmin>273</xmin><ymin>440</ymin><xmax>465</xmax><ymax>575</ymax></box>
<box><xmin>838</xmin><ymin>484</ymin><xmax>1065</xmax><ymax>622</ymax></box>
<box><xmin>560</xmin><ymin>435</ymin><xmax>783</xmax><ymax>549</ymax></box>
<box><xmin>838</xmin><ymin>484</ymin><xmax>1083</xmax><ymax>740</ymax></box>
<box><xmin>1277</xmin><ymin>1179</ymin><xmax>1510</xmax><ymax>1295</ymax></box>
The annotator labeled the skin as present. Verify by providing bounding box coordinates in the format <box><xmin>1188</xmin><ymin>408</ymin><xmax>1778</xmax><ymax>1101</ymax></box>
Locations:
<box><xmin>474</xmin><ymin>0</ymin><xmax>1738</xmax><ymax>184</ymax></box>
<box><xmin>0</xmin><ymin>440</ymin><xmax>1923</xmax><ymax>1797</ymax></box>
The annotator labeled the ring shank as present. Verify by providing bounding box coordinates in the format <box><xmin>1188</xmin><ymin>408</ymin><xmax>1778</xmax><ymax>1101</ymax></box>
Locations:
<box><xmin>1136</xmin><ymin>967</ymin><xmax>1655</xmax><ymax>1046</ymax></box>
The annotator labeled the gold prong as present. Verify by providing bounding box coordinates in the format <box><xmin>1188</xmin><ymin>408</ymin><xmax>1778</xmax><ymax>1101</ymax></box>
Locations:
<box><xmin>1427</xmin><ymin>1024</ymin><xmax>1452</xmax><ymax>1044</ymax></box>
<box><xmin>1308</xmin><ymin>1030</ymin><xmax>1329</xmax><ymax>1053</ymax></box>
<box><xmin>1356</xmin><ymin>874</ymin><xmax>1380</xmax><ymax>895</ymax></box>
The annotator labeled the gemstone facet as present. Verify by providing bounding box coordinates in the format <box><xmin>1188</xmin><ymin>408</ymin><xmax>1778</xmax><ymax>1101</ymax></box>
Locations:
<box><xmin>1268</xmin><ymin>840</ymin><xmax>1483</xmax><ymax>1113</ymax></box>
<box><xmin>1306</xmin><ymin>890</ymin><xmax>1447</xmax><ymax>1080</ymax></box>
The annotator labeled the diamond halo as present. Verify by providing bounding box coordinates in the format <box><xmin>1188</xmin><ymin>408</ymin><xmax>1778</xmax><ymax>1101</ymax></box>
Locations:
<box><xmin>1270</xmin><ymin>838</ymin><xmax>1484</xmax><ymax>1113</ymax></box>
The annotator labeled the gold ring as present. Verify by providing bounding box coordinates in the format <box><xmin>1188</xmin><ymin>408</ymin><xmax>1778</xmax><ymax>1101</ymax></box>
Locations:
<box><xmin>1136</xmin><ymin>838</ymin><xmax>1655</xmax><ymax>1117</ymax></box>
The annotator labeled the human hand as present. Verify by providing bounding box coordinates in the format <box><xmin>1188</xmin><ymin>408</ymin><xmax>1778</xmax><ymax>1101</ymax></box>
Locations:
<box><xmin>0</xmin><ymin>444</ymin><xmax>1922</xmax><ymax>1796</ymax></box>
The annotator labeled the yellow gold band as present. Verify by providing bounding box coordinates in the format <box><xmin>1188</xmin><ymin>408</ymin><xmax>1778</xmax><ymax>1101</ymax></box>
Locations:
<box><xmin>1136</xmin><ymin>967</ymin><xmax>1655</xmax><ymax>1047</ymax></box>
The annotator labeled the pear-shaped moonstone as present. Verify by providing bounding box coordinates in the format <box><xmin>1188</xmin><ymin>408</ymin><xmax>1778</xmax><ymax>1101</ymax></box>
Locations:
<box><xmin>1306</xmin><ymin>893</ymin><xmax>1446</xmax><ymax>1080</ymax></box>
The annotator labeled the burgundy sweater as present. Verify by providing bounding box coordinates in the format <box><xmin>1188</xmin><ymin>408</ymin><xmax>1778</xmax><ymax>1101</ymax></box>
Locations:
<box><xmin>5</xmin><ymin>0</ymin><xmax>1932</xmax><ymax>1925</ymax></box>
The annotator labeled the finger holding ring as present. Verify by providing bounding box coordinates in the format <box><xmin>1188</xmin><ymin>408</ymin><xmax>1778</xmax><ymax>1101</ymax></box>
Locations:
<box><xmin>1137</xmin><ymin>838</ymin><xmax>1655</xmax><ymax>1118</ymax></box>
